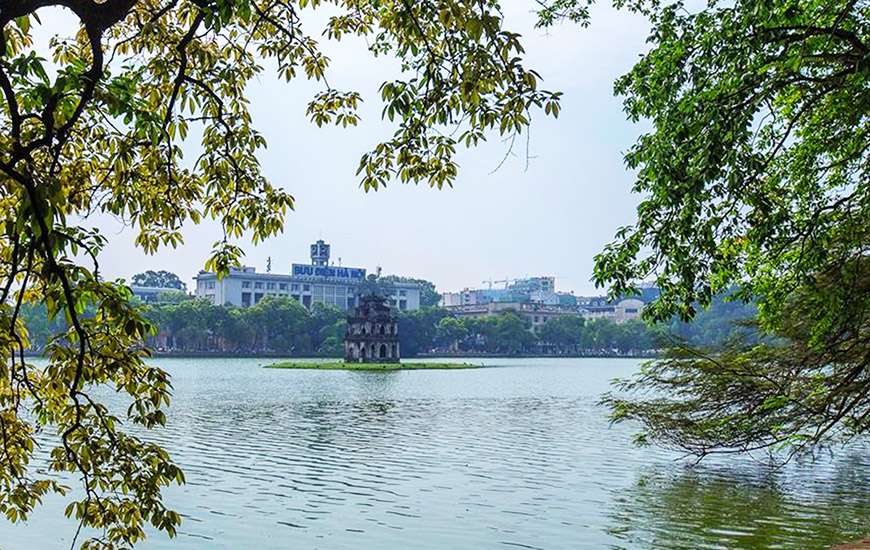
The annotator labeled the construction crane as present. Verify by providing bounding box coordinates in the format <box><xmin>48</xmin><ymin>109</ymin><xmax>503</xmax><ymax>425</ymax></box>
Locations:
<box><xmin>482</xmin><ymin>278</ymin><xmax>515</xmax><ymax>290</ymax></box>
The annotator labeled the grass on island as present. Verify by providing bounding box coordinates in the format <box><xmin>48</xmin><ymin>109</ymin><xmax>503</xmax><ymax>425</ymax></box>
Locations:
<box><xmin>264</xmin><ymin>361</ymin><xmax>481</xmax><ymax>371</ymax></box>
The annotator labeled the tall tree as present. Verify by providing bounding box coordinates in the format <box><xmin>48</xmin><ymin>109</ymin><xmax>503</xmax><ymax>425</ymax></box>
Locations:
<box><xmin>244</xmin><ymin>295</ymin><xmax>309</xmax><ymax>352</ymax></box>
<box><xmin>398</xmin><ymin>306</ymin><xmax>450</xmax><ymax>356</ymax></box>
<box><xmin>538</xmin><ymin>315</ymin><xmax>584</xmax><ymax>353</ymax></box>
<box><xmin>434</xmin><ymin>316</ymin><xmax>468</xmax><ymax>351</ymax></box>
<box><xmin>492</xmin><ymin>310</ymin><xmax>537</xmax><ymax>354</ymax></box>
<box><xmin>0</xmin><ymin>1</ymin><xmax>559</xmax><ymax>546</ymax></box>
<box><xmin>307</xmin><ymin>302</ymin><xmax>346</xmax><ymax>355</ymax></box>
<box><xmin>131</xmin><ymin>270</ymin><xmax>187</xmax><ymax>290</ymax></box>
<box><xmin>540</xmin><ymin>0</ymin><xmax>868</xmax><ymax>459</ymax></box>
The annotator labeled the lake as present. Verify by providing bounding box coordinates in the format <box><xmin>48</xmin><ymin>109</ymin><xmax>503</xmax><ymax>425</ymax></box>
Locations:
<box><xmin>2</xmin><ymin>357</ymin><xmax>867</xmax><ymax>549</ymax></box>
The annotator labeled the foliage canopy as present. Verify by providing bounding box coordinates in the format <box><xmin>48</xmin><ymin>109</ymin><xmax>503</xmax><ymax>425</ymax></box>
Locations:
<box><xmin>0</xmin><ymin>0</ymin><xmax>558</xmax><ymax>546</ymax></box>
<box><xmin>131</xmin><ymin>270</ymin><xmax>186</xmax><ymax>290</ymax></box>
<box><xmin>540</xmin><ymin>0</ymin><xmax>868</xmax><ymax>460</ymax></box>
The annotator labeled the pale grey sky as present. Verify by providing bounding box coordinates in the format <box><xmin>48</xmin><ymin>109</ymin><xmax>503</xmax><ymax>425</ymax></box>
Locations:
<box><xmin>46</xmin><ymin>3</ymin><xmax>653</xmax><ymax>295</ymax></box>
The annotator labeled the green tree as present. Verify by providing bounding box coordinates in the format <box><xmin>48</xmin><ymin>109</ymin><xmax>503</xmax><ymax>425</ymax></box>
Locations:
<box><xmin>582</xmin><ymin>318</ymin><xmax>617</xmax><ymax>350</ymax></box>
<box><xmin>244</xmin><ymin>296</ymin><xmax>309</xmax><ymax>352</ymax></box>
<box><xmin>307</xmin><ymin>302</ymin><xmax>345</xmax><ymax>356</ymax></box>
<box><xmin>434</xmin><ymin>316</ymin><xmax>468</xmax><ymax>351</ymax></box>
<box><xmin>0</xmin><ymin>1</ymin><xmax>558</xmax><ymax>546</ymax></box>
<box><xmin>155</xmin><ymin>289</ymin><xmax>191</xmax><ymax>304</ymax></box>
<box><xmin>398</xmin><ymin>306</ymin><xmax>450</xmax><ymax>357</ymax></box>
<box><xmin>541</xmin><ymin>0</ymin><xmax>868</xmax><ymax>459</ymax></box>
<box><xmin>131</xmin><ymin>270</ymin><xmax>187</xmax><ymax>290</ymax></box>
<box><xmin>667</xmin><ymin>294</ymin><xmax>758</xmax><ymax>348</ymax></box>
<box><xmin>449</xmin><ymin>312</ymin><xmax>537</xmax><ymax>354</ymax></box>
<box><xmin>463</xmin><ymin>316</ymin><xmax>498</xmax><ymax>352</ymax></box>
<box><xmin>613</xmin><ymin>319</ymin><xmax>655</xmax><ymax>353</ymax></box>
<box><xmin>226</xmin><ymin>306</ymin><xmax>257</xmax><ymax>351</ymax></box>
<box><xmin>492</xmin><ymin>310</ymin><xmax>537</xmax><ymax>354</ymax></box>
<box><xmin>538</xmin><ymin>315</ymin><xmax>584</xmax><ymax>353</ymax></box>
<box><xmin>152</xmin><ymin>298</ymin><xmax>229</xmax><ymax>351</ymax></box>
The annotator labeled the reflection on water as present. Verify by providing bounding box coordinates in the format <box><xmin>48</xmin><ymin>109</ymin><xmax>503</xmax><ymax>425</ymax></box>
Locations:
<box><xmin>1</xmin><ymin>357</ymin><xmax>867</xmax><ymax>549</ymax></box>
<box><xmin>609</xmin><ymin>456</ymin><xmax>870</xmax><ymax>550</ymax></box>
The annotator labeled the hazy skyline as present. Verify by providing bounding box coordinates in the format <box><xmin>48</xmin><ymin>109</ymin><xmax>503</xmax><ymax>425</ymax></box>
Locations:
<box><xmin>55</xmin><ymin>3</ymin><xmax>653</xmax><ymax>296</ymax></box>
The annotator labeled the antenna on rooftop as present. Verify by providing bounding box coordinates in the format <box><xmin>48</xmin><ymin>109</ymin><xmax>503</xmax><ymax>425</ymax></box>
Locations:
<box><xmin>266</xmin><ymin>256</ymin><xmax>272</xmax><ymax>273</ymax></box>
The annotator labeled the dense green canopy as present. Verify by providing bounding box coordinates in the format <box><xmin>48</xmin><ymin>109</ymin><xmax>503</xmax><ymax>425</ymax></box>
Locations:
<box><xmin>131</xmin><ymin>269</ymin><xmax>186</xmax><ymax>290</ymax></box>
<box><xmin>540</xmin><ymin>0</ymin><xmax>868</xmax><ymax>460</ymax></box>
<box><xmin>0</xmin><ymin>1</ymin><xmax>559</xmax><ymax>547</ymax></box>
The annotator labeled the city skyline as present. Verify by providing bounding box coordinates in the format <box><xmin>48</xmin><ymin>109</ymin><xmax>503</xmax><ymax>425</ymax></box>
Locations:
<box><xmin>175</xmin><ymin>235</ymin><xmax>612</xmax><ymax>297</ymax></box>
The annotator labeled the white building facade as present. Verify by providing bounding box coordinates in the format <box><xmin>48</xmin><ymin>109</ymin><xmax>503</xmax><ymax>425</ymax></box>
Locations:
<box><xmin>194</xmin><ymin>240</ymin><xmax>421</xmax><ymax>312</ymax></box>
<box><xmin>440</xmin><ymin>276</ymin><xmax>647</xmax><ymax>325</ymax></box>
<box><xmin>578</xmin><ymin>298</ymin><xmax>645</xmax><ymax>323</ymax></box>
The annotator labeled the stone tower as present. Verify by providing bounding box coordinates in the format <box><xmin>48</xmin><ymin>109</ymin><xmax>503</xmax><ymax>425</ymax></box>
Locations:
<box><xmin>344</xmin><ymin>295</ymin><xmax>399</xmax><ymax>363</ymax></box>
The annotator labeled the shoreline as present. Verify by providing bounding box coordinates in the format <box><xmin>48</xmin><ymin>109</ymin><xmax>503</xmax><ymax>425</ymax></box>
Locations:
<box><xmin>24</xmin><ymin>351</ymin><xmax>657</xmax><ymax>360</ymax></box>
<box><xmin>265</xmin><ymin>361</ymin><xmax>481</xmax><ymax>371</ymax></box>
<box><xmin>159</xmin><ymin>352</ymin><xmax>654</xmax><ymax>360</ymax></box>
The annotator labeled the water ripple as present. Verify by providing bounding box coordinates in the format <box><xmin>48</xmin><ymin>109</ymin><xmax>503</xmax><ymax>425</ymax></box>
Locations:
<box><xmin>2</xmin><ymin>357</ymin><xmax>868</xmax><ymax>550</ymax></box>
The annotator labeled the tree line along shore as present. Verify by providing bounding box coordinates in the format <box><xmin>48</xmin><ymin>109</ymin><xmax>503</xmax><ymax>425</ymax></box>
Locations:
<box><xmin>19</xmin><ymin>292</ymin><xmax>756</xmax><ymax>358</ymax></box>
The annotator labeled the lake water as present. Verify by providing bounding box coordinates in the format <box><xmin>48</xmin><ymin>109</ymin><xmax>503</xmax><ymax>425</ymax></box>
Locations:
<box><xmin>2</xmin><ymin>357</ymin><xmax>867</xmax><ymax>549</ymax></box>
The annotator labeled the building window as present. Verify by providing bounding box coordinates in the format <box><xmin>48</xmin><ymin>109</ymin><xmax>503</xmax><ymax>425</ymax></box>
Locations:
<box><xmin>242</xmin><ymin>281</ymin><xmax>251</xmax><ymax>289</ymax></box>
<box><xmin>254</xmin><ymin>282</ymin><xmax>263</xmax><ymax>289</ymax></box>
<box><xmin>303</xmin><ymin>284</ymin><xmax>310</xmax><ymax>292</ymax></box>
<box><xmin>399</xmin><ymin>300</ymin><xmax>407</xmax><ymax>311</ymax></box>
<box><xmin>267</xmin><ymin>282</ymin><xmax>276</xmax><ymax>290</ymax></box>
<box><xmin>626</xmin><ymin>308</ymin><xmax>638</xmax><ymax>314</ymax></box>
<box><xmin>207</xmin><ymin>281</ymin><xmax>215</xmax><ymax>289</ymax></box>
<box><xmin>291</xmin><ymin>283</ymin><xmax>300</xmax><ymax>291</ymax></box>
<box><xmin>254</xmin><ymin>293</ymin><xmax>264</xmax><ymax>303</ymax></box>
<box><xmin>399</xmin><ymin>290</ymin><xmax>406</xmax><ymax>296</ymax></box>
<box><xmin>279</xmin><ymin>283</ymin><xmax>287</xmax><ymax>290</ymax></box>
<box><xmin>241</xmin><ymin>292</ymin><xmax>251</xmax><ymax>307</ymax></box>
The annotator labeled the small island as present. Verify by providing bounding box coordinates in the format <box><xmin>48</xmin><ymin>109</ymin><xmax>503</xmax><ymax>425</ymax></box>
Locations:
<box><xmin>265</xmin><ymin>361</ymin><xmax>480</xmax><ymax>371</ymax></box>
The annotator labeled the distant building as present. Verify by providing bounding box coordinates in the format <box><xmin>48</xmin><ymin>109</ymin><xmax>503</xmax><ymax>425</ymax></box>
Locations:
<box><xmin>447</xmin><ymin>302</ymin><xmax>576</xmax><ymax>332</ymax></box>
<box><xmin>344</xmin><ymin>295</ymin><xmax>399</xmax><ymax>363</ymax></box>
<box><xmin>557</xmin><ymin>292</ymin><xmax>578</xmax><ymax>307</ymax></box>
<box><xmin>194</xmin><ymin>240</ymin><xmax>422</xmax><ymax>311</ymax></box>
<box><xmin>131</xmin><ymin>286</ymin><xmax>187</xmax><ymax>304</ymax></box>
<box><xmin>440</xmin><ymin>276</ymin><xmax>559</xmax><ymax>307</ymax></box>
<box><xmin>441</xmin><ymin>276</ymin><xmax>650</xmax><ymax>326</ymax></box>
<box><xmin>577</xmin><ymin>297</ymin><xmax>645</xmax><ymax>323</ymax></box>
